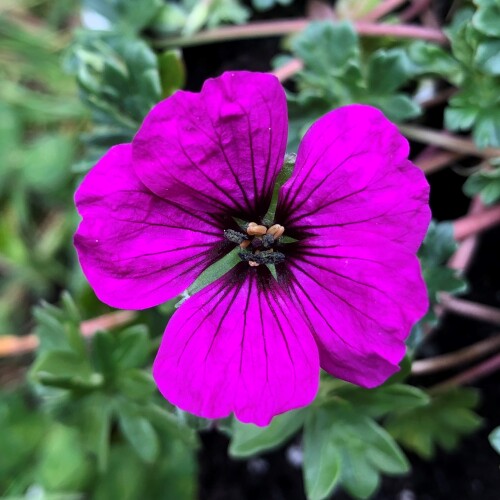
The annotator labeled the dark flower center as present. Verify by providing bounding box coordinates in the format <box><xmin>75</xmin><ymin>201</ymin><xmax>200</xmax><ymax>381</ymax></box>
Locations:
<box><xmin>224</xmin><ymin>223</ymin><xmax>286</xmax><ymax>267</ymax></box>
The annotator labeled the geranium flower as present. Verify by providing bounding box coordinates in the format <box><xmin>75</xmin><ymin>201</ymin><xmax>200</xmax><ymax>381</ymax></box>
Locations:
<box><xmin>75</xmin><ymin>71</ymin><xmax>430</xmax><ymax>426</ymax></box>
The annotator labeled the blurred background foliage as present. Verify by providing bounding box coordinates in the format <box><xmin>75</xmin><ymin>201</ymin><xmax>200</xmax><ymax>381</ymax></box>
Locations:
<box><xmin>0</xmin><ymin>1</ymin><xmax>499</xmax><ymax>499</ymax></box>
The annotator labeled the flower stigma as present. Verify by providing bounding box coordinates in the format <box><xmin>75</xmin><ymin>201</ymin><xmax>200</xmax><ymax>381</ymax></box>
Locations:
<box><xmin>224</xmin><ymin>223</ymin><xmax>286</xmax><ymax>267</ymax></box>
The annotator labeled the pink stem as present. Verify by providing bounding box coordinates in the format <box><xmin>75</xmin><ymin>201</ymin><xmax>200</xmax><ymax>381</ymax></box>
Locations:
<box><xmin>272</xmin><ymin>58</ymin><xmax>304</xmax><ymax>82</ymax></box>
<box><xmin>449</xmin><ymin>197</ymin><xmax>484</xmax><ymax>271</ymax></box>
<box><xmin>431</xmin><ymin>352</ymin><xmax>500</xmax><ymax>390</ymax></box>
<box><xmin>400</xmin><ymin>125</ymin><xmax>500</xmax><ymax>158</ymax></box>
<box><xmin>453</xmin><ymin>204</ymin><xmax>500</xmax><ymax>241</ymax></box>
<box><xmin>154</xmin><ymin>19</ymin><xmax>447</xmax><ymax>49</ymax></box>
<box><xmin>0</xmin><ymin>310</ymin><xmax>137</xmax><ymax>358</ymax></box>
<box><xmin>414</xmin><ymin>149</ymin><xmax>464</xmax><ymax>174</ymax></box>
<box><xmin>439</xmin><ymin>293</ymin><xmax>500</xmax><ymax>326</ymax></box>
<box><xmin>412</xmin><ymin>334</ymin><xmax>500</xmax><ymax>375</ymax></box>
<box><xmin>399</xmin><ymin>0</ymin><xmax>431</xmax><ymax>22</ymax></box>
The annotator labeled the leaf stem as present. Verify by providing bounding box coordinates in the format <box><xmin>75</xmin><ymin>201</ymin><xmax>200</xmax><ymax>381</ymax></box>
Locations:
<box><xmin>412</xmin><ymin>334</ymin><xmax>500</xmax><ymax>375</ymax></box>
<box><xmin>151</xmin><ymin>19</ymin><xmax>447</xmax><ymax>49</ymax></box>
<box><xmin>0</xmin><ymin>310</ymin><xmax>137</xmax><ymax>358</ymax></box>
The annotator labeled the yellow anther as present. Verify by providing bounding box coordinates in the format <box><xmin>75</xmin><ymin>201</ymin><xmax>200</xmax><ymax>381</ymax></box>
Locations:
<box><xmin>267</xmin><ymin>224</ymin><xmax>285</xmax><ymax>239</ymax></box>
<box><xmin>247</xmin><ymin>222</ymin><xmax>267</xmax><ymax>236</ymax></box>
<box><xmin>239</xmin><ymin>240</ymin><xmax>251</xmax><ymax>249</ymax></box>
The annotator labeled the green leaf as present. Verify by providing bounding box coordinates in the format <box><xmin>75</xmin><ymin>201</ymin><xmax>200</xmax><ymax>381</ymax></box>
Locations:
<box><xmin>303</xmin><ymin>408</ymin><xmax>341</xmax><ymax>500</ymax></box>
<box><xmin>116</xmin><ymin>400</ymin><xmax>160</xmax><ymax>463</ymax></box>
<box><xmin>158</xmin><ymin>49</ymin><xmax>185</xmax><ymax>97</ymax></box>
<box><xmin>367</xmin><ymin>50</ymin><xmax>411</xmax><ymax>94</ymax></box>
<box><xmin>489</xmin><ymin>426</ymin><xmax>500</xmax><ymax>454</ymax></box>
<box><xmin>80</xmin><ymin>394</ymin><xmax>112</xmax><ymax>473</ymax></box>
<box><xmin>473</xmin><ymin>0</ymin><xmax>500</xmax><ymax>37</ymax></box>
<box><xmin>441</xmin><ymin>8</ymin><xmax>500</xmax><ymax>148</ymax></box>
<box><xmin>31</xmin><ymin>350</ymin><xmax>102</xmax><ymax>390</ymax></box>
<box><xmin>336</xmin><ymin>0</ymin><xmax>383</xmax><ymax>20</ymax></box>
<box><xmin>303</xmin><ymin>402</ymin><xmax>409</xmax><ymax>500</ymax></box>
<box><xmin>417</xmin><ymin>221</ymin><xmax>467</xmax><ymax>313</ymax></box>
<box><xmin>292</xmin><ymin>21</ymin><xmax>359</xmax><ymax>79</ymax></box>
<box><xmin>339</xmin><ymin>384</ymin><xmax>430</xmax><ymax>418</ymax></box>
<box><xmin>181</xmin><ymin>0</ymin><xmax>250</xmax><ymax>34</ymax></box>
<box><xmin>406</xmin><ymin>41</ymin><xmax>463</xmax><ymax>84</ymax></box>
<box><xmin>464</xmin><ymin>165</ymin><xmax>500</xmax><ymax>204</ymax></box>
<box><xmin>66</xmin><ymin>33</ymin><xmax>162</xmax><ymax>169</ymax></box>
<box><xmin>419</xmin><ymin>221</ymin><xmax>457</xmax><ymax>265</ymax></box>
<box><xmin>473</xmin><ymin>108</ymin><xmax>500</xmax><ymax>148</ymax></box>
<box><xmin>475</xmin><ymin>40</ymin><xmax>500</xmax><ymax>75</ymax></box>
<box><xmin>142</xmin><ymin>405</ymin><xmax>199</xmax><ymax>448</ymax></box>
<box><xmin>386</xmin><ymin>387</ymin><xmax>482</xmax><ymax>459</ymax></box>
<box><xmin>83</xmin><ymin>0</ymin><xmax>163</xmax><ymax>33</ymax></box>
<box><xmin>367</xmin><ymin>93</ymin><xmax>421</xmax><ymax>122</ymax></box>
<box><xmin>0</xmin><ymin>392</ymin><xmax>49</xmax><ymax>482</ymax></box>
<box><xmin>445</xmin><ymin>105</ymin><xmax>480</xmax><ymax>132</ymax></box>
<box><xmin>112</xmin><ymin>324</ymin><xmax>151</xmax><ymax>370</ymax></box>
<box><xmin>288</xmin><ymin>20</ymin><xmax>420</xmax><ymax>134</ymax></box>
<box><xmin>118</xmin><ymin>369</ymin><xmax>157</xmax><ymax>401</ymax></box>
<box><xmin>229</xmin><ymin>409</ymin><xmax>306</xmax><ymax>458</ymax></box>
<box><xmin>252</xmin><ymin>0</ymin><xmax>293</xmax><ymax>11</ymax></box>
<box><xmin>36</xmin><ymin>424</ymin><xmax>91</xmax><ymax>492</ymax></box>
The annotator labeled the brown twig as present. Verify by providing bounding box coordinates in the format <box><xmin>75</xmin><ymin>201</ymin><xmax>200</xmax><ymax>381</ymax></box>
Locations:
<box><xmin>153</xmin><ymin>19</ymin><xmax>447</xmax><ymax>49</ymax></box>
<box><xmin>453</xmin><ymin>204</ymin><xmax>500</xmax><ymax>241</ymax></box>
<box><xmin>360</xmin><ymin>0</ymin><xmax>407</xmax><ymax>22</ymax></box>
<box><xmin>412</xmin><ymin>334</ymin><xmax>500</xmax><ymax>375</ymax></box>
<box><xmin>438</xmin><ymin>293</ymin><xmax>500</xmax><ymax>326</ymax></box>
<box><xmin>0</xmin><ymin>310</ymin><xmax>137</xmax><ymax>358</ymax></box>
<box><xmin>400</xmin><ymin>125</ymin><xmax>500</xmax><ymax>158</ymax></box>
<box><xmin>430</xmin><ymin>352</ymin><xmax>500</xmax><ymax>390</ymax></box>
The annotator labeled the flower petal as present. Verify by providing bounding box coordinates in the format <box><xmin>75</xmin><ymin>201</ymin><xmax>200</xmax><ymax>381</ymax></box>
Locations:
<box><xmin>153</xmin><ymin>267</ymin><xmax>319</xmax><ymax>426</ymax></box>
<box><xmin>74</xmin><ymin>144</ymin><xmax>223</xmax><ymax>309</ymax></box>
<box><xmin>286</xmin><ymin>229</ymin><xmax>428</xmax><ymax>387</ymax></box>
<box><xmin>132</xmin><ymin>71</ymin><xmax>288</xmax><ymax>221</ymax></box>
<box><xmin>277</xmin><ymin>104</ymin><xmax>430</xmax><ymax>252</ymax></box>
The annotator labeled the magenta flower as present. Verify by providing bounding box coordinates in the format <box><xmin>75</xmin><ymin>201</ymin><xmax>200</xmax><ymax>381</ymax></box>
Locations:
<box><xmin>75</xmin><ymin>71</ymin><xmax>430</xmax><ymax>426</ymax></box>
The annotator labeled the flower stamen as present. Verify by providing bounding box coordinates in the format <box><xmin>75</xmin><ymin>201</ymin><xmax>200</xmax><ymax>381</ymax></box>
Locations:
<box><xmin>224</xmin><ymin>222</ymin><xmax>286</xmax><ymax>268</ymax></box>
